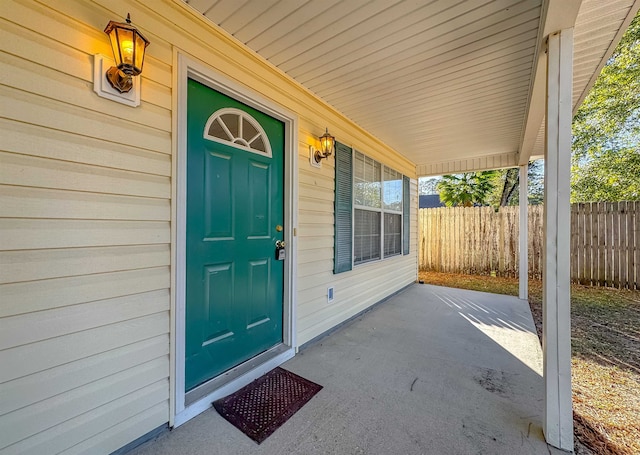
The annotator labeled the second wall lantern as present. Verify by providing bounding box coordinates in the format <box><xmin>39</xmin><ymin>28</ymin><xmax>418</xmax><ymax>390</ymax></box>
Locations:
<box><xmin>311</xmin><ymin>128</ymin><xmax>336</xmax><ymax>166</ymax></box>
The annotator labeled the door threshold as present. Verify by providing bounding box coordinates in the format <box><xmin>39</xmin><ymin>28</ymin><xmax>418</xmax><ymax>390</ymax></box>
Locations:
<box><xmin>175</xmin><ymin>345</ymin><xmax>294</xmax><ymax>427</ymax></box>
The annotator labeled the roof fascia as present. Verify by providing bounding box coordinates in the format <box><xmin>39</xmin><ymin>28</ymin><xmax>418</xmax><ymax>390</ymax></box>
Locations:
<box><xmin>572</xmin><ymin>1</ymin><xmax>640</xmax><ymax>111</ymax></box>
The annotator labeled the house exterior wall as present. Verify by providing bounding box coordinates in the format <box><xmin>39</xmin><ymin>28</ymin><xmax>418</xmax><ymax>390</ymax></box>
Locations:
<box><xmin>0</xmin><ymin>0</ymin><xmax>417</xmax><ymax>453</ymax></box>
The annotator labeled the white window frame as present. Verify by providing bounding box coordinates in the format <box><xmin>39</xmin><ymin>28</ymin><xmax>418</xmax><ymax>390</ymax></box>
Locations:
<box><xmin>352</xmin><ymin>150</ymin><xmax>403</xmax><ymax>267</ymax></box>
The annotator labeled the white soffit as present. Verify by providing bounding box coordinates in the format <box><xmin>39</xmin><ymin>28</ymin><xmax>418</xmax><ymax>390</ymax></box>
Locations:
<box><xmin>182</xmin><ymin>0</ymin><xmax>638</xmax><ymax>175</ymax></box>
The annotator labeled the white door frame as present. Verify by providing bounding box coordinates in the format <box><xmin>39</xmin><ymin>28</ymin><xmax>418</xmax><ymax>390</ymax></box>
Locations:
<box><xmin>171</xmin><ymin>52</ymin><xmax>298</xmax><ymax>427</ymax></box>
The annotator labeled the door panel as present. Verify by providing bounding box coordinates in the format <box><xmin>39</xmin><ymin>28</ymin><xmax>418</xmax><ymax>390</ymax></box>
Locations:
<box><xmin>248</xmin><ymin>161</ymin><xmax>270</xmax><ymax>237</ymax></box>
<box><xmin>204</xmin><ymin>152</ymin><xmax>233</xmax><ymax>239</ymax></box>
<box><xmin>186</xmin><ymin>79</ymin><xmax>284</xmax><ymax>391</ymax></box>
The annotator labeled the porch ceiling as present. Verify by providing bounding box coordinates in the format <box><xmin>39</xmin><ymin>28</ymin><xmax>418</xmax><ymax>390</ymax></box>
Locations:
<box><xmin>183</xmin><ymin>0</ymin><xmax>639</xmax><ymax>176</ymax></box>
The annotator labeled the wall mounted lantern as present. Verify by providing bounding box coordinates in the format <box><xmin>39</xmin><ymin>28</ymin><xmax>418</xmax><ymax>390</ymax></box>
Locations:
<box><xmin>310</xmin><ymin>128</ymin><xmax>335</xmax><ymax>167</ymax></box>
<box><xmin>103</xmin><ymin>14</ymin><xmax>150</xmax><ymax>93</ymax></box>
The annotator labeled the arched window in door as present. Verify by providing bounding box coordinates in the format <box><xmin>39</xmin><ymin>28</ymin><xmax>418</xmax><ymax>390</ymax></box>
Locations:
<box><xmin>203</xmin><ymin>108</ymin><xmax>272</xmax><ymax>157</ymax></box>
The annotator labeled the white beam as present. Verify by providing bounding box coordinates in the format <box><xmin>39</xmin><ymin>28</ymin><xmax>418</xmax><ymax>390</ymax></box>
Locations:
<box><xmin>543</xmin><ymin>29</ymin><xmax>574</xmax><ymax>451</ymax></box>
<box><xmin>519</xmin><ymin>164</ymin><xmax>528</xmax><ymax>300</ymax></box>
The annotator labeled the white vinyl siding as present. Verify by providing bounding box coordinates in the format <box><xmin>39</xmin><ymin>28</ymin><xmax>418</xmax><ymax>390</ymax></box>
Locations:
<box><xmin>0</xmin><ymin>0</ymin><xmax>418</xmax><ymax>452</ymax></box>
<box><xmin>0</xmin><ymin>1</ymin><xmax>171</xmax><ymax>453</ymax></box>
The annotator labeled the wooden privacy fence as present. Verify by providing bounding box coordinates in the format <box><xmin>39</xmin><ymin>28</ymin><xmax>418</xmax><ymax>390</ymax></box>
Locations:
<box><xmin>419</xmin><ymin>202</ymin><xmax>639</xmax><ymax>289</ymax></box>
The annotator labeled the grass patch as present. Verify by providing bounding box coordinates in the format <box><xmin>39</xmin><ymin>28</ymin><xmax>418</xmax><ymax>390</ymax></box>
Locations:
<box><xmin>418</xmin><ymin>271</ymin><xmax>640</xmax><ymax>455</ymax></box>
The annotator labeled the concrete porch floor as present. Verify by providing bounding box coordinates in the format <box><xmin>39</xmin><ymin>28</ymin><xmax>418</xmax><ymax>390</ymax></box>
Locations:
<box><xmin>130</xmin><ymin>284</ymin><xmax>567</xmax><ymax>455</ymax></box>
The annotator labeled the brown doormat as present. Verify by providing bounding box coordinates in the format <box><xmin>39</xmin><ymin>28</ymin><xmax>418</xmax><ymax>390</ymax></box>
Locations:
<box><xmin>213</xmin><ymin>367</ymin><xmax>323</xmax><ymax>444</ymax></box>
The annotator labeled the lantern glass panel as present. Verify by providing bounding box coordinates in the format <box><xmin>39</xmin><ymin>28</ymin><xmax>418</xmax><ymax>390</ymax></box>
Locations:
<box><xmin>117</xmin><ymin>28</ymin><xmax>136</xmax><ymax>73</ymax></box>
<box><xmin>134</xmin><ymin>34</ymin><xmax>147</xmax><ymax>73</ymax></box>
<box><xmin>107</xmin><ymin>27</ymin><xmax>121</xmax><ymax>67</ymax></box>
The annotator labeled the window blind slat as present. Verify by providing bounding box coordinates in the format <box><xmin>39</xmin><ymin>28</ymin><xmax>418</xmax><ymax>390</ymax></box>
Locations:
<box><xmin>334</xmin><ymin>142</ymin><xmax>353</xmax><ymax>273</ymax></box>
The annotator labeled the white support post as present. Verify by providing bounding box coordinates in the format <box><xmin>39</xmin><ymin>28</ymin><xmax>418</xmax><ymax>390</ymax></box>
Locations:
<box><xmin>543</xmin><ymin>29</ymin><xmax>574</xmax><ymax>451</ymax></box>
<box><xmin>519</xmin><ymin>164</ymin><xmax>528</xmax><ymax>300</ymax></box>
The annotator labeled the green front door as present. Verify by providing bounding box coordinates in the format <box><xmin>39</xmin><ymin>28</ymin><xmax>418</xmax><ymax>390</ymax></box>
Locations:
<box><xmin>185</xmin><ymin>79</ymin><xmax>285</xmax><ymax>391</ymax></box>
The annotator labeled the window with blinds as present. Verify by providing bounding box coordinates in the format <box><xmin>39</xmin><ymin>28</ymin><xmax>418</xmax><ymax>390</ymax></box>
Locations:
<box><xmin>334</xmin><ymin>142</ymin><xmax>410</xmax><ymax>273</ymax></box>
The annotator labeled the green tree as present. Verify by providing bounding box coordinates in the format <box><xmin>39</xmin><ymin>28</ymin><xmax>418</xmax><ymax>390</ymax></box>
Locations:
<box><xmin>571</xmin><ymin>12</ymin><xmax>640</xmax><ymax>202</ymax></box>
<box><xmin>436</xmin><ymin>171</ymin><xmax>497</xmax><ymax>207</ymax></box>
<box><xmin>487</xmin><ymin>161</ymin><xmax>544</xmax><ymax>208</ymax></box>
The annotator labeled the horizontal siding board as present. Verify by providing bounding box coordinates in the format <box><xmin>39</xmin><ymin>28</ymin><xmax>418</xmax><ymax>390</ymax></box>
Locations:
<box><xmin>0</xmin><ymin>152</ymin><xmax>171</xmax><ymax>198</ymax></box>
<box><xmin>0</xmin><ymin>17</ymin><xmax>95</xmax><ymax>82</ymax></box>
<box><xmin>0</xmin><ymin>86</ymin><xmax>171</xmax><ymax>154</ymax></box>
<box><xmin>0</xmin><ymin>51</ymin><xmax>171</xmax><ymax>129</ymax></box>
<box><xmin>0</xmin><ymin>335</ymin><xmax>168</xmax><ymax>415</ymax></box>
<box><xmin>297</xmin><ymin>210</ymin><xmax>334</xmax><ymax>225</ymax></box>
<box><xmin>7</xmin><ymin>390</ymin><xmax>169</xmax><ymax>455</ymax></box>
<box><xmin>297</xmin><ymin>158</ymin><xmax>336</xmax><ymax>180</ymax></box>
<box><xmin>59</xmin><ymin>401</ymin><xmax>169</xmax><ymax>455</ymax></box>
<box><xmin>297</xmin><ymin>248</ymin><xmax>334</xmax><ymax>264</ymax></box>
<box><xmin>0</xmin><ymin>186</ymin><xmax>170</xmax><ymax>221</ymax></box>
<box><xmin>298</xmin><ymin>197</ymin><xmax>334</xmax><ymax>215</ymax></box>
<box><xmin>0</xmin><ymin>12</ymin><xmax>171</xmax><ymax>89</ymax></box>
<box><xmin>140</xmin><ymin>78</ymin><xmax>173</xmax><ymax>110</ymax></box>
<box><xmin>0</xmin><ymin>219</ymin><xmax>169</xmax><ymax>250</ymax></box>
<box><xmin>0</xmin><ymin>267</ymin><xmax>170</xmax><ymax>317</ymax></box>
<box><xmin>0</xmin><ymin>289</ymin><xmax>169</xmax><ymax>349</ymax></box>
<box><xmin>298</xmin><ymin>223</ymin><xmax>333</xmax><ymax>238</ymax></box>
<box><xmin>298</xmin><ymin>169</ymin><xmax>334</xmax><ymax>190</ymax></box>
<box><xmin>0</xmin><ymin>312</ymin><xmax>169</xmax><ymax>383</ymax></box>
<box><xmin>0</xmin><ymin>119</ymin><xmax>171</xmax><ymax>176</ymax></box>
<box><xmin>4</xmin><ymin>382</ymin><xmax>168</xmax><ymax>455</ymax></box>
<box><xmin>296</xmin><ymin>256</ymin><xmax>416</xmax><ymax>292</ymax></box>
<box><xmin>141</xmin><ymin>56</ymin><xmax>173</xmax><ymax>88</ymax></box>
<box><xmin>0</xmin><ymin>358</ymin><xmax>168</xmax><ymax>449</ymax></box>
<box><xmin>296</xmin><ymin>236</ymin><xmax>334</xmax><ymax>252</ymax></box>
<box><xmin>297</xmin><ymin>259</ymin><xmax>334</xmax><ymax>278</ymax></box>
<box><xmin>299</xmin><ymin>182</ymin><xmax>335</xmax><ymax>202</ymax></box>
<box><xmin>0</xmin><ymin>244</ymin><xmax>170</xmax><ymax>284</ymax></box>
<box><xmin>2</xmin><ymin>0</ymin><xmax>174</xmax><ymax>75</ymax></box>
